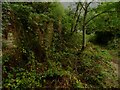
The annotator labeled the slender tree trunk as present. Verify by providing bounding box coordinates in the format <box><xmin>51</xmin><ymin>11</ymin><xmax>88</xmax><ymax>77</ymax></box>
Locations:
<box><xmin>82</xmin><ymin>25</ymin><xmax>86</xmax><ymax>50</ymax></box>
<box><xmin>81</xmin><ymin>3</ymin><xmax>88</xmax><ymax>50</ymax></box>
<box><xmin>71</xmin><ymin>3</ymin><xmax>80</xmax><ymax>32</ymax></box>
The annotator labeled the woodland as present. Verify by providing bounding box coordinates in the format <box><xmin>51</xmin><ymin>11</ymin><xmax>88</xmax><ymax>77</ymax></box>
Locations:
<box><xmin>2</xmin><ymin>1</ymin><xmax>120</xmax><ymax>89</ymax></box>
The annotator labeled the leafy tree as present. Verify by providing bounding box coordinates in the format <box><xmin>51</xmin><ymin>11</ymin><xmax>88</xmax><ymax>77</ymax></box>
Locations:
<box><xmin>71</xmin><ymin>2</ymin><xmax>120</xmax><ymax>50</ymax></box>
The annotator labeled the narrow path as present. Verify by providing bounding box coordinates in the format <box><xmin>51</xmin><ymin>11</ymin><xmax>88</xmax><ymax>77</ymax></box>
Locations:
<box><xmin>110</xmin><ymin>60</ymin><xmax>119</xmax><ymax>77</ymax></box>
<box><xmin>110</xmin><ymin>52</ymin><xmax>120</xmax><ymax>78</ymax></box>
<box><xmin>109</xmin><ymin>51</ymin><xmax>120</xmax><ymax>87</ymax></box>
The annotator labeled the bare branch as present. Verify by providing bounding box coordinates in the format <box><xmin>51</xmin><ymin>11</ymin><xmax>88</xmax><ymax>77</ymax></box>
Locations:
<box><xmin>86</xmin><ymin>1</ymin><xmax>92</xmax><ymax>8</ymax></box>
<box><xmin>74</xmin><ymin>2</ymin><xmax>81</xmax><ymax>19</ymax></box>
<box><xmin>73</xmin><ymin>7</ymin><xmax>83</xmax><ymax>32</ymax></box>
<box><xmin>80</xmin><ymin>2</ymin><xmax>85</xmax><ymax>10</ymax></box>
<box><xmin>71</xmin><ymin>2</ymin><xmax>83</xmax><ymax>32</ymax></box>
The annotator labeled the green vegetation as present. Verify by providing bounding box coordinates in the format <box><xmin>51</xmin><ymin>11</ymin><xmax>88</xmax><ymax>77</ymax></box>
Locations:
<box><xmin>2</xmin><ymin>1</ymin><xmax>120</xmax><ymax>89</ymax></box>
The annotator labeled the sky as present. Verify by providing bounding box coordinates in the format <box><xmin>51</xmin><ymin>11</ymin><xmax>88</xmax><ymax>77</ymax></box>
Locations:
<box><xmin>61</xmin><ymin>2</ymin><xmax>99</xmax><ymax>9</ymax></box>
<box><xmin>59</xmin><ymin>0</ymin><xmax>119</xmax><ymax>2</ymax></box>
<box><xmin>61</xmin><ymin>2</ymin><xmax>75</xmax><ymax>8</ymax></box>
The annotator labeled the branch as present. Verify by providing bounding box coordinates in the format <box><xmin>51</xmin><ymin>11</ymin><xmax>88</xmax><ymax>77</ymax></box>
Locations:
<box><xmin>74</xmin><ymin>2</ymin><xmax>80</xmax><ymax>19</ymax></box>
<box><xmin>79</xmin><ymin>2</ymin><xmax>85</xmax><ymax>10</ymax></box>
<box><xmin>71</xmin><ymin>2</ymin><xmax>82</xmax><ymax>32</ymax></box>
<box><xmin>80</xmin><ymin>1</ymin><xmax>92</xmax><ymax>10</ymax></box>
<box><xmin>85</xmin><ymin>10</ymin><xmax>107</xmax><ymax>26</ymax></box>
<box><xmin>73</xmin><ymin>7</ymin><xmax>83</xmax><ymax>32</ymax></box>
<box><xmin>71</xmin><ymin>2</ymin><xmax>81</xmax><ymax>32</ymax></box>
<box><xmin>86</xmin><ymin>1</ymin><xmax>92</xmax><ymax>8</ymax></box>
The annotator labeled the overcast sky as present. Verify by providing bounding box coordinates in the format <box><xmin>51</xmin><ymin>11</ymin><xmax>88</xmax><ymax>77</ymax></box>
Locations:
<box><xmin>61</xmin><ymin>2</ymin><xmax>75</xmax><ymax>8</ymax></box>
<box><xmin>61</xmin><ymin>2</ymin><xmax>99</xmax><ymax>9</ymax></box>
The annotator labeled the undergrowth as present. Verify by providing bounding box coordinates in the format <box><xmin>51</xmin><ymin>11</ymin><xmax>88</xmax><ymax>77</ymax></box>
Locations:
<box><xmin>2</xmin><ymin>43</ymin><xmax>119</xmax><ymax>89</ymax></box>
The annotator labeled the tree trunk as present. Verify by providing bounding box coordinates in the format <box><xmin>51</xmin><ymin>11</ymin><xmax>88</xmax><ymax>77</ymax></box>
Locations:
<box><xmin>82</xmin><ymin>26</ymin><xmax>86</xmax><ymax>50</ymax></box>
<box><xmin>71</xmin><ymin>3</ymin><xmax>80</xmax><ymax>32</ymax></box>
<box><xmin>81</xmin><ymin>3</ymin><xmax>88</xmax><ymax>50</ymax></box>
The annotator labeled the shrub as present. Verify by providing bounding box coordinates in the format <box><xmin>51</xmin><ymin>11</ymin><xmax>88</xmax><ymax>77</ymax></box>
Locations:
<box><xmin>3</xmin><ymin>69</ymin><xmax>42</xmax><ymax>89</ymax></box>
